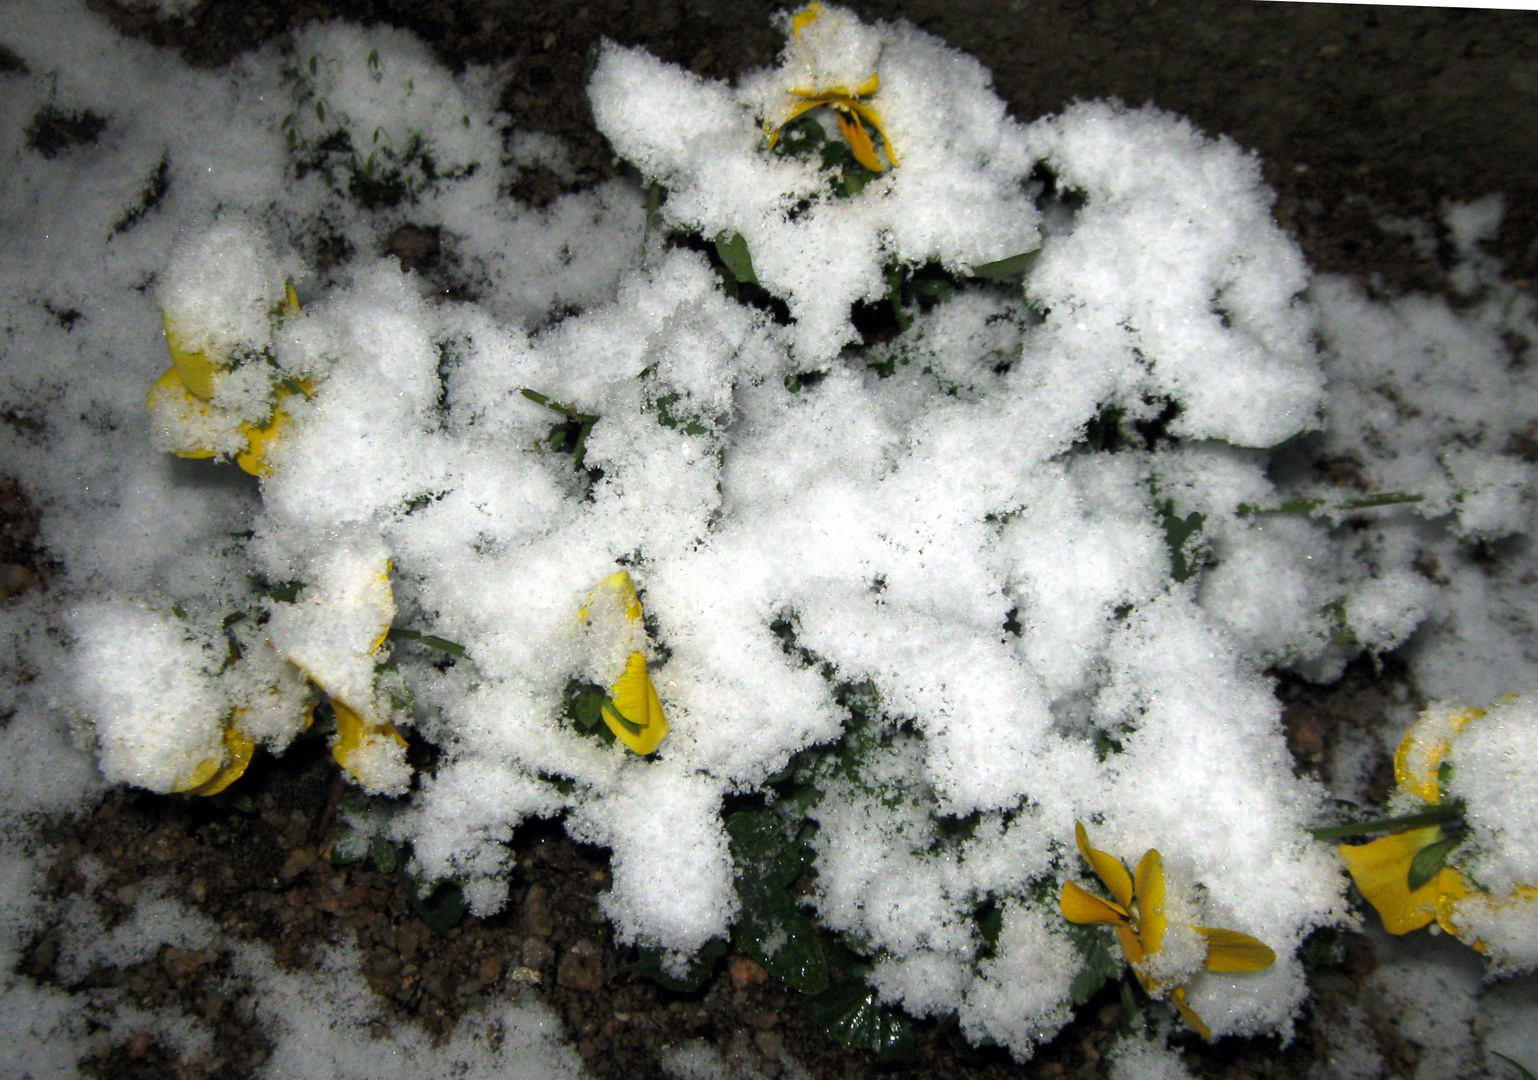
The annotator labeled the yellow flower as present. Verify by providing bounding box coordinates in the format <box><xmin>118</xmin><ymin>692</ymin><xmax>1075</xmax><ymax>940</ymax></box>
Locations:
<box><xmin>148</xmin><ymin>283</ymin><xmax>303</xmax><ymax>477</ymax></box>
<box><xmin>172</xmin><ymin>714</ymin><xmax>256</xmax><ymax>797</ymax></box>
<box><xmin>1335</xmin><ymin>703</ymin><xmax>1538</xmax><ymax>956</ymax></box>
<box><xmin>581</xmin><ymin>570</ymin><xmax>670</xmax><ymax>756</ymax></box>
<box><xmin>1060</xmin><ymin>822</ymin><xmax>1276</xmax><ymax>1040</ymax></box>
<box><xmin>1338</xmin><ymin>826</ymin><xmax>1470</xmax><ymax>935</ymax></box>
<box><xmin>764</xmin><ymin>3</ymin><xmax>897</xmax><ymax>174</ymax></box>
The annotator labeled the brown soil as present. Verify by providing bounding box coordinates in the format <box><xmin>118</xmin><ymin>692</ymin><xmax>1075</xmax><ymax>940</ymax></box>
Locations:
<box><xmin>11</xmin><ymin>1</ymin><xmax>1537</xmax><ymax>1076</ymax></box>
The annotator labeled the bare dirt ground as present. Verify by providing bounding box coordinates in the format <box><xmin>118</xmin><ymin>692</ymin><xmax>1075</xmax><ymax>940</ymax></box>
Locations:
<box><xmin>8</xmin><ymin>1</ymin><xmax>1538</xmax><ymax>1076</ymax></box>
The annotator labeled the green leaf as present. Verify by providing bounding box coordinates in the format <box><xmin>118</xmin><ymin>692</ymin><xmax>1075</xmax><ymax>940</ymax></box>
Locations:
<box><xmin>808</xmin><ymin>984</ymin><xmax>914</xmax><ymax>1062</ymax></box>
<box><xmin>1408</xmin><ymin>832</ymin><xmax>1463</xmax><ymax>891</ymax></box>
<box><xmin>369</xmin><ymin>836</ymin><xmax>400</xmax><ymax>874</ymax></box>
<box><xmin>1493</xmin><ymin>1051</ymin><xmax>1538</xmax><ymax>1080</ymax></box>
<box><xmin>1067</xmin><ymin>922</ymin><xmax>1122</xmax><ymax>1006</ymax></box>
<box><xmin>727</xmin><ymin>809</ymin><xmax>829</xmax><ymax>994</ymax></box>
<box><xmin>265</xmin><ymin>580</ymin><xmax>304</xmax><ymax>603</ymax></box>
<box><xmin>387</xmin><ymin>627</ymin><xmax>467</xmax><ymax>659</ymax></box>
<box><xmin>970</xmin><ymin>249</ymin><xmax>1040</xmax><ymax>279</ymax></box>
<box><xmin>1158</xmin><ymin>499</ymin><xmax>1205</xmax><ymax>583</ymax></box>
<box><xmin>630</xmin><ymin>939</ymin><xmax>728</xmax><ymax>992</ymax></box>
<box><xmin>713</xmin><ymin>233</ymin><xmax>757</xmax><ymax>286</ymax></box>
<box><xmin>409</xmin><ymin>878</ymin><xmax>467</xmax><ymax>935</ymax></box>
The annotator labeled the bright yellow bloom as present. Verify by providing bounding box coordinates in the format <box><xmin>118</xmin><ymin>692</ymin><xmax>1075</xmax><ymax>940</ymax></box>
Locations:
<box><xmin>581</xmin><ymin>570</ymin><xmax>669</xmax><ymax>755</ymax></box>
<box><xmin>331</xmin><ymin>698</ymin><xmax>408</xmax><ymax>776</ymax></box>
<box><xmin>172</xmin><ymin>714</ymin><xmax>256</xmax><ymax>797</ymax></box>
<box><xmin>149</xmin><ymin>283</ymin><xmax>303</xmax><ymax>477</ymax></box>
<box><xmin>764</xmin><ymin>4</ymin><xmax>897</xmax><ymax>174</ymax></box>
<box><xmin>1337</xmin><ymin>703</ymin><xmax>1538</xmax><ymax>956</ymax></box>
<box><xmin>1060</xmin><ymin>822</ymin><xmax>1276</xmax><ymax>1040</ymax></box>
<box><xmin>1338</xmin><ymin>825</ymin><xmax>1469</xmax><ymax>935</ymax></box>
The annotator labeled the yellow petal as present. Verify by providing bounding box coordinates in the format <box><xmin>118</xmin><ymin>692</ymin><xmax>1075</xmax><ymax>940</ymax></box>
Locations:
<box><xmin>855</xmin><ymin>73</ymin><xmax>880</xmax><ymax>97</ymax></box>
<box><xmin>172</xmin><ymin>753</ymin><xmax>222</xmax><ymax>794</ymax></box>
<box><xmin>791</xmin><ymin>2</ymin><xmax>823</xmax><ymax>33</ymax></box>
<box><xmin>1339</xmin><ymin>827</ymin><xmax>1471</xmax><ymax>935</ymax></box>
<box><xmin>766</xmin><ymin>95</ymin><xmax>833</xmax><ymax>148</ymax></box>
<box><xmin>331</xmin><ymin>698</ymin><xmax>407</xmax><ymax>777</ymax></box>
<box><xmin>185</xmin><ymin>722</ymin><xmax>256</xmax><ymax>797</ymax></box>
<box><xmin>603</xmin><ymin>651</ymin><xmax>669</xmax><ymax>755</ymax></box>
<box><xmin>1197</xmin><ymin>927</ymin><xmax>1276</xmax><ymax>973</ymax></box>
<box><xmin>162</xmin><ymin>312</ymin><xmax>220</xmax><ymax>400</ymax></box>
<box><xmin>236</xmin><ymin>404</ymin><xmax>289</xmax><ymax>477</ymax></box>
<box><xmin>588</xmin><ymin>570</ymin><xmax>644</xmax><ymax>622</ymax></box>
<box><xmin>834</xmin><ymin>107</ymin><xmax>884</xmax><ymax>173</ymax></box>
<box><xmin>146</xmin><ymin>368</ymin><xmax>219</xmax><ymax>459</ymax></box>
<box><xmin>1076</xmin><ymin>822</ymin><xmax>1134</xmax><ymax>911</ymax></box>
<box><xmin>1393</xmin><ymin>705</ymin><xmax>1482</xmax><ymax>803</ymax></box>
<box><xmin>1115</xmin><ymin>923</ymin><xmax>1146</xmax><ymax>970</ymax></box>
<box><xmin>1134</xmin><ymin>848</ymin><xmax>1167</xmax><ymax>957</ymax></box>
<box><xmin>1060</xmin><ymin>880</ymin><xmax>1129</xmax><ymax>925</ymax></box>
<box><xmin>844</xmin><ymin>99</ymin><xmax>897</xmax><ymax>167</ymax></box>
<box><xmin>1171</xmin><ymin>986</ymin><xmax>1213</xmax><ymax>1041</ymax></box>
<box><xmin>284</xmin><ymin>282</ymin><xmax>301</xmax><ymax>314</ymax></box>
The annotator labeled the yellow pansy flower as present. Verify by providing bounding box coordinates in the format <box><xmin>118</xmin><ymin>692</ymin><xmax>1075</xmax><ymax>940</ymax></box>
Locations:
<box><xmin>581</xmin><ymin>570</ymin><xmax>670</xmax><ymax>755</ymax></box>
<box><xmin>1336</xmin><ymin>702</ymin><xmax>1538</xmax><ymax>957</ymax></box>
<box><xmin>1060</xmin><ymin>822</ymin><xmax>1276</xmax><ymax>1040</ymax></box>
<box><xmin>764</xmin><ymin>3</ymin><xmax>897</xmax><ymax>174</ymax></box>
<box><xmin>172</xmin><ymin>714</ymin><xmax>256</xmax><ymax>797</ymax></box>
<box><xmin>1338</xmin><ymin>825</ymin><xmax>1470</xmax><ymax>935</ymax></box>
<box><xmin>148</xmin><ymin>283</ymin><xmax>303</xmax><ymax>477</ymax></box>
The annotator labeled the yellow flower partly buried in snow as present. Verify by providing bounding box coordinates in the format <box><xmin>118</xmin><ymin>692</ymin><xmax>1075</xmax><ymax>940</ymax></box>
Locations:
<box><xmin>580</xmin><ymin>570</ymin><xmax>669</xmax><ymax>756</ymax></box>
<box><xmin>1335</xmin><ymin>705</ymin><xmax>1481</xmax><ymax>937</ymax></box>
<box><xmin>147</xmin><ymin>283</ymin><xmax>305</xmax><ymax>478</ymax></box>
<box><xmin>1060</xmin><ymin>822</ymin><xmax>1276</xmax><ymax>1040</ymax></box>
<box><xmin>174</xmin><ymin>714</ymin><xmax>257</xmax><ymax>797</ymax></box>
<box><xmin>1333</xmin><ymin>701</ymin><xmax>1538</xmax><ymax>961</ymax></box>
<box><xmin>764</xmin><ymin>3</ymin><xmax>897</xmax><ymax>174</ymax></box>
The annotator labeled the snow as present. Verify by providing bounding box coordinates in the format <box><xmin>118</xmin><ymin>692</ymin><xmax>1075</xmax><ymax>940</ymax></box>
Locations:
<box><xmin>1</xmin><ymin>0</ymin><xmax>1537</xmax><ymax>1070</ymax></box>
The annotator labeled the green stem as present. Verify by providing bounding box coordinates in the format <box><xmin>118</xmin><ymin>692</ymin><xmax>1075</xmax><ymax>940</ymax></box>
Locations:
<box><xmin>1309</xmin><ymin>803</ymin><xmax>1464</xmax><ymax>841</ymax></box>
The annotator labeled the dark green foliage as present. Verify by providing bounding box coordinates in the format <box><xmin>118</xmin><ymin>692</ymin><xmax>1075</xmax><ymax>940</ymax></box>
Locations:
<box><xmin>631</xmin><ymin>939</ymin><xmax>729</xmax><ymax>992</ymax></box>
<box><xmin>387</xmin><ymin>626</ymin><xmax>468</xmax><ymax>659</ymax></box>
<box><xmin>564</xmin><ymin>678</ymin><xmax>618</xmax><ymax>746</ymax></box>
<box><xmin>1158</xmin><ymin>499</ymin><xmax>1206</xmax><ymax>583</ymax></box>
<box><xmin>520</xmin><ymin>387</ymin><xmax>599</xmax><ymax>471</ymax></box>
<box><xmin>713</xmin><ymin>233</ymin><xmax>757</xmax><ymax>285</ymax></box>
<box><xmin>1407</xmin><ymin>829</ymin><xmax>1465</xmax><ymax>891</ymax></box>
<box><xmin>807</xmin><ymin>983</ymin><xmax>915</xmax><ymax>1062</ymax></box>
<box><xmin>1066</xmin><ymin>922</ymin><xmax>1122</xmax><ymax>1006</ymax></box>
<box><xmin>971</xmin><ymin>250</ymin><xmax>1041</xmax><ymax>279</ymax></box>
<box><xmin>409</xmin><ymin>876</ymin><xmax>467</xmax><ymax>935</ymax></box>
<box><xmin>727</xmin><ymin>809</ymin><xmax>830</xmax><ymax>994</ymax></box>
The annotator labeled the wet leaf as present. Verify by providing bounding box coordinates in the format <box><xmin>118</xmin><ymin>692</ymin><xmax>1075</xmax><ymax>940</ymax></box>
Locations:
<box><xmin>1067</xmin><ymin>922</ymin><xmax>1121</xmax><ymax>1006</ymax></box>
<box><xmin>1408</xmin><ymin>831</ymin><xmax>1463</xmax><ymax>891</ymax></box>
<box><xmin>631</xmin><ymin>938</ymin><xmax>728</xmax><ymax>992</ymax></box>
<box><xmin>808</xmin><ymin>983</ymin><xmax>914</xmax><ymax>1062</ymax></box>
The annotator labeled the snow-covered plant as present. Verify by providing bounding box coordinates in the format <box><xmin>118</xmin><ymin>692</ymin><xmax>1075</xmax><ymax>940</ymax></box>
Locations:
<box><xmin>42</xmin><ymin>0</ymin><xmax>1538</xmax><ymax>1066</ymax></box>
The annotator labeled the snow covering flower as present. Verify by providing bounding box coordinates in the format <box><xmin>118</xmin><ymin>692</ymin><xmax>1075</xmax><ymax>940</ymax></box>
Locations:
<box><xmin>580</xmin><ymin>571</ymin><xmax>669</xmax><ymax>755</ymax></box>
<box><xmin>265</xmin><ymin>541</ymin><xmax>412</xmax><ymax>794</ymax></box>
<box><xmin>1060</xmin><ymin>822</ymin><xmax>1276</xmax><ymax>1040</ymax></box>
<box><xmin>148</xmin><ymin>283</ymin><xmax>304</xmax><ymax>476</ymax></box>
<box><xmin>763</xmin><ymin>4</ymin><xmax>896</xmax><ymax>173</ymax></box>
<box><xmin>1339</xmin><ymin>699</ymin><xmax>1538</xmax><ymax>970</ymax></box>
